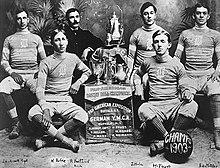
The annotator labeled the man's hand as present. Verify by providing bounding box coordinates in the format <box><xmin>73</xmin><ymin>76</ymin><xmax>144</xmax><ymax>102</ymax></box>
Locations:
<box><xmin>210</xmin><ymin>70</ymin><xmax>220</xmax><ymax>82</ymax></box>
<box><xmin>43</xmin><ymin>108</ymin><xmax>52</xmax><ymax>123</ymax></box>
<box><xmin>70</xmin><ymin>80</ymin><xmax>82</xmax><ymax>95</ymax></box>
<box><xmin>182</xmin><ymin>90</ymin><xmax>194</xmax><ymax>103</ymax></box>
<box><xmin>11</xmin><ymin>72</ymin><xmax>24</xmax><ymax>85</ymax></box>
<box><xmin>81</xmin><ymin>48</ymin><xmax>93</xmax><ymax>62</ymax></box>
<box><xmin>134</xmin><ymin>84</ymin><xmax>144</xmax><ymax>100</ymax></box>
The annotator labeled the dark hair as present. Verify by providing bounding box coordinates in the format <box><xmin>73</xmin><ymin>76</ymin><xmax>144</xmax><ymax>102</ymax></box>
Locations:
<box><xmin>193</xmin><ymin>2</ymin><xmax>210</xmax><ymax>14</ymax></box>
<box><xmin>152</xmin><ymin>30</ymin><xmax>171</xmax><ymax>43</ymax></box>
<box><xmin>65</xmin><ymin>8</ymin><xmax>80</xmax><ymax>19</ymax></box>
<box><xmin>15</xmin><ymin>8</ymin><xmax>29</xmax><ymax>18</ymax></box>
<box><xmin>50</xmin><ymin>29</ymin><xmax>66</xmax><ymax>44</ymax></box>
<box><xmin>140</xmin><ymin>2</ymin><xmax>157</xmax><ymax>15</ymax></box>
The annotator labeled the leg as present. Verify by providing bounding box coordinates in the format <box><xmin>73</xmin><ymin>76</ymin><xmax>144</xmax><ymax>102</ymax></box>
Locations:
<box><xmin>57</xmin><ymin>102</ymin><xmax>88</xmax><ymax>144</ymax></box>
<box><xmin>205</xmin><ymin>80</ymin><xmax>220</xmax><ymax>150</ymax></box>
<box><xmin>0</xmin><ymin>93</ymin><xmax>20</xmax><ymax>139</ymax></box>
<box><xmin>0</xmin><ymin>76</ymin><xmax>23</xmax><ymax>139</ymax></box>
<box><xmin>138</xmin><ymin>102</ymin><xmax>167</xmax><ymax>156</ymax></box>
<box><xmin>28</xmin><ymin>105</ymin><xmax>79</xmax><ymax>152</ymax></box>
<box><xmin>209</xmin><ymin>94</ymin><xmax>220</xmax><ymax>150</ymax></box>
<box><xmin>173</xmin><ymin>100</ymin><xmax>198</xmax><ymax>130</ymax></box>
<box><xmin>138</xmin><ymin>102</ymin><xmax>168</xmax><ymax>138</ymax></box>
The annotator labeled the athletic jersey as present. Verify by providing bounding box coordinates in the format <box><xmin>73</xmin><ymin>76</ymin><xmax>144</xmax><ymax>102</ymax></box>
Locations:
<box><xmin>1</xmin><ymin>30</ymin><xmax>46</xmax><ymax>75</ymax></box>
<box><xmin>128</xmin><ymin>24</ymin><xmax>164</xmax><ymax>69</ymax></box>
<box><xmin>134</xmin><ymin>55</ymin><xmax>188</xmax><ymax>101</ymax></box>
<box><xmin>175</xmin><ymin>26</ymin><xmax>220</xmax><ymax>75</ymax></box>
<box><xmin>36</xmin><ymin>52</ymin><xmax>91</xmax><ymax>106</ymax></box>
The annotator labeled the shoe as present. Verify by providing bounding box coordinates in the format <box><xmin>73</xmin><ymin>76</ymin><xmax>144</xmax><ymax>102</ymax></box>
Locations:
<box><xmin>150</xmin><ymin>140</ymin><xmax>164</xmax><ymax>156</ymax></box>
<box><xmin>214</xmin><ymin>130</ymin><xmax>220</xmax><ymax>150</ymax></box>
<box><xmin>8</xmin><ymin>124</ymin><xmax>20</xmax><ymax>139</ymax></box>
<box><xmin>35</xmin><ymin>138</ymin><xmax>47</xmax><ymax>150</ymax></box>
<box><xmin>35</xmin><ymin>136</ymin><xmax>54</xmax><ymax>150</ymax></box>
<box><xmin>62</xmin><ymin>137</ymin><xmax>80</xmax><ymax>153</ymax></box>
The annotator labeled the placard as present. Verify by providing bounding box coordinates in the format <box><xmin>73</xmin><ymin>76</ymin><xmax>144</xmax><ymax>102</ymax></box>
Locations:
<box><xmin>84</xmin><ymin>84</ymin><xmax>134</xmax><ymax>144</ymax></box>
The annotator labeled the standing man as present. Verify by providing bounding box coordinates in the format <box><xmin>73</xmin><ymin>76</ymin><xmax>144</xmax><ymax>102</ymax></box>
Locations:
<box><xmin>126</xmin><ymin>2</ymin><xmax>165</xmax><ymax>83</ymax></box>
<box><xmin>28</xmin><ymin>29</ymin><xmax>91</xmax><ymax>152</ymax></box>
<box><xmin>0</xmin><ymin>8</ymin><xmax>46</xmax><ymax>139</ymax></box>
<box><xmin>175</xmin><ymin>2</ymin><xmax>220</xmax><ymax>150</ymax></box>
<box><xmin>65</xmin><ymin>8</ymin><xmax>104</xmax><ymax>64</ymax></box>
<box><xmin>134</xmin><ymin>30</ymin><xmax>198</xmax><ymax>156</ymax></box>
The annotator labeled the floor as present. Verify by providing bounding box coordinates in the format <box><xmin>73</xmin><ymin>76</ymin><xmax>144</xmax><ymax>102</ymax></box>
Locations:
<box><xmin>0</xmin><ymin>127</ymin><xmax>219</xmax><ymax>168</ymax></box>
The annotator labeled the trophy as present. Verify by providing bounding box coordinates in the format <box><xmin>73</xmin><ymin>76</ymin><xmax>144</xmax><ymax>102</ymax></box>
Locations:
<box><xmin>106</xmin><ymin>9</ymin><xmax>124</xmax><ymax>46</ymax></box>
<box><xmin>89</xmin><ymin>48</ymin><xmax>105</xmax><ymax>85</ymax></box>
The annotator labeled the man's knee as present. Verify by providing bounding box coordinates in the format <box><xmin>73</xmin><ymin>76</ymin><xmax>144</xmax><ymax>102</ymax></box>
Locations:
<box><xmin>28</xmin><ymin>105</ymin><xmax>42</xmax><ymax>121</ymax></box>
<box><xmin>138</xmin><ymin>103</ymin><xmax>156</xmax><ymax>121</ymax></box>
<box><xmin>180</xmin><ymin>100</ymin><xmax>198</xmax><ymax>119</ymax></box>
<box><xmin>74</xmin><ymin>108</ymin><xmax>88</xmax><ymax>124</ymax></box>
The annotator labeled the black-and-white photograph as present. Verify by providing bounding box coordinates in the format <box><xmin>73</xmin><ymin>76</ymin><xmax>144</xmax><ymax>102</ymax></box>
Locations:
<box><xmin>0</xmin><ymin>0</ymin><xmax>219</xmax><ymax>167</ymax></box>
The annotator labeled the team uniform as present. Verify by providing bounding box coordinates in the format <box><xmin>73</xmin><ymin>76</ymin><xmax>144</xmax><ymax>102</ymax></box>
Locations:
<box><xmin>175</xmin><ymin>26</ymin><xmax>220</xmax><ymax>150</ymax></box>
<box><xmin>28</xmin><ymin>51</ymin><xmax>91</xmax><ymax>126</ymax></box>
<box><xmin>0</xmin><ymin>30</ymin><xmax>46</xmax><ymax>94</ymax></box>
<box><xmin>127</xmin><ymin>24</ymin><xmax>164</xmax><ymax>82</ymax></box>
<box><xmin>175</xmin><ymin>26</ymin><xmax>220</xmax><ymax>96</ymax></box>
<box><xmin>134</xmin><ymin>55</ymin><xmax>198</xmax><ymax>123</ymax></box>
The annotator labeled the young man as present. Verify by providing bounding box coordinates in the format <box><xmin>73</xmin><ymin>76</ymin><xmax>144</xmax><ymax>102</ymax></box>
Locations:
<box><xmin>126</xmin><ymin>2</ymin><xmax>165</xmax><ymax>83</ymax></box>
<box><xmin>0</xmin><ymin>9</ymin><xmax>46</xmax><ymax>139</ymax></box>
<box><xmin>28</xmin><ymin>29</ymin><xmax>91</xmax><ymax>152</ymax></box>
<box><xmin>175</xmin><ymin>3</ymin><xmax>220</xmax><ymax>150</ymax></box>
<box><xmin>64</xmin><ymin>8</ymin><xmax>104</xmax><ymax>64</ymax></box>
<box><xmin>134</xmin><ymin>30</ymin><xmax>198</xmax><ymax>156</ymax></box>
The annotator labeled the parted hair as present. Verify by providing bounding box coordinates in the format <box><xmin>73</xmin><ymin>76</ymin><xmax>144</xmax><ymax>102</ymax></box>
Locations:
<box><xmin>152</xmin><ymin>30</ymin><xmax>171</xmax><ymax>43</ymax></box>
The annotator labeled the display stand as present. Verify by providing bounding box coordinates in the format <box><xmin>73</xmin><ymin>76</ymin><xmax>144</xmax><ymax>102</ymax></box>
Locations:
<box><xmin>84</xmin><ymin>84</ymin><xmax>135</xmax><ymax>144</ymax></box>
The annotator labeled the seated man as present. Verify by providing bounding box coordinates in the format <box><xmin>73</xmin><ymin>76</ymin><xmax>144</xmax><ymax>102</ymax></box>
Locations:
<box><xmin>65</xmin><ymin>8</ymin><xmax>104</xmax><ymax>65</ymax></box>
<box><xmin>28</xmin><ymin>29</ymin><xmax>91</xmax><ymax>152</ymax></box>
<box><xmin>174</xmin><ymin>2</ymin><xmax>220</xmax><ymax>150</ymax></box>
<box><xmin>0</xmin><ymin>8</ymin><xmax>46</xmax><ymax>139</ymax></box>
<box><xmin>133</xmin><ymin>30</ymin><xmax>198</xmax><ymax>156</ymax></box>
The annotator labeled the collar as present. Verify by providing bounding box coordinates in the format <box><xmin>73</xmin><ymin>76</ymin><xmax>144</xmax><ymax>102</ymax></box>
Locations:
<box><xmin>142</xmin><ymin>23</ymin><xmax>159</xmax><ymax>31</ymax></box>
<box><xmin>155</xmin><ymin>54</ymin><xmax>171</xmax><ymax>63</ymax></box>
<box><xmin>193</xmin><ymin>24</ymin><xmax>209</xmax><ymax>32</ymax></box>
<box><xmin>16</xmin><ymin>28</ymin><xmax>30</xmax><ymax>34</ymax></box>
<box><xmin>53</xmin><ymin>51</ymin><xmax>67</xmax><ymax>59</ymax></box>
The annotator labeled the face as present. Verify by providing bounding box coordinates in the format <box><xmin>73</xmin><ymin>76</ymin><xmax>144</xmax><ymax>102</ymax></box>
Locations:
<box><xmin>52</xmin><ymin>32</ymin><xmax>68</xmax><ymax>53</ymax></box>
<box><xmin>141</xmin><ymin>6</ymin><xmax>156</xmax><ymax>26</ymax></box>
<box><xmin>193</xmin><ymin>7</ymin><xmax>210</xmax><ymax>26</ymax></box>
<box><xmin>67</xmin><ymin>11</ymin><xmax>80</xmax><ymax>30</ymax></box>
<box><xmin>16</xmin><ymin>11</ymin><xmax>29</xmax><ymax>30</ymax></box>
<box><xmin>153</xmin><ymin>34</ymin><xmax>171</xmax><ymax>56</ymax></box>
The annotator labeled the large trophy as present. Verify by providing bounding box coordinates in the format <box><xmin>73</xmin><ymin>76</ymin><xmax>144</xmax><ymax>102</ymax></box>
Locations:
<box><xmin>106</xmin><ymin>10</ymin><xmax>124</xmax><ymax>46</ymax></box>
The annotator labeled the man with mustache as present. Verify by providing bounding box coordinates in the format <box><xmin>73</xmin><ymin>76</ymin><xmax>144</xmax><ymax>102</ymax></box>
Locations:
<box><xmin>175</xmin><ymin>2</ymin><xmax>220</xmax><ymax>150</ymax></box>
<box><xmin>64</xmin><ymin>8</ymin><xmax>104</xmax><ymax>65</ymax></box>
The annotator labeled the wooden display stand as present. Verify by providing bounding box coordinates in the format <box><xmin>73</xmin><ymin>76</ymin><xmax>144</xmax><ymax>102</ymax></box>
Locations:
<box><xmin>84</xmin><ymin>84</ymin><xmax>135</xmax><ymax>144</ymax></box>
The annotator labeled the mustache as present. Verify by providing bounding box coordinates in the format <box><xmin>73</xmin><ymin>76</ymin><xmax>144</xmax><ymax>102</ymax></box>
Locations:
<box><xmin>72</xmin><ymin>21</ymin><xmax>79</xmax><ymax>24</ymax></box>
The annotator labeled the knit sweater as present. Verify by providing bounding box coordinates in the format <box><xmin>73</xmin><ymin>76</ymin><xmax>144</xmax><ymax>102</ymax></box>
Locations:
<box><xmin>1</xmin><ymin>30</ymin><xmax>46</xmax><ymax>75</ymax></box>
<box><xmin>134</xmin><ymin>55</ymin><xmax>188</xmax><ymax>101</ymax></box>
<box><xmin>128</xmin><ymin>24</ymin><xmax>164</xmax><ymax>69</ymax></box>
<box><xmin>36</xmin><ymin>52</ymin><xmax>91</xmax><ymax>109</ymax></box>
<box><xmin>175</xmin><ymin>26</ymin><xmax>220</xmax><ymax>76</ymax></box>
